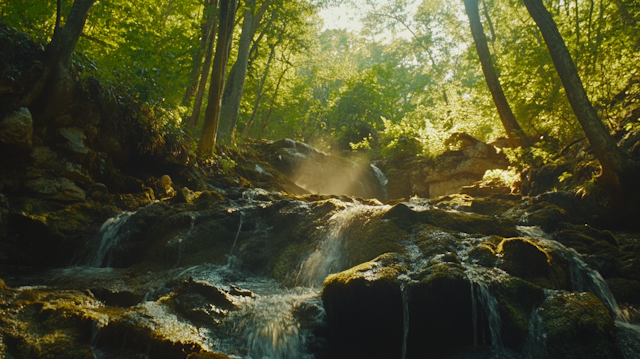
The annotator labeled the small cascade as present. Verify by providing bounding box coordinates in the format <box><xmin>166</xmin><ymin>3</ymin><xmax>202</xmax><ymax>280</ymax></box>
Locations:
<box><xmin>400</xmin><ymin>282</ymin><xmax>411</xmax><ymax>359</ymax></box>
<box><xmin>523</xmin><ymin>307</ymin><xmax>546</xmax><ymax>359</ymax></box>
<box><xmin>175</xmin><ymin>213</ymin><xmax>198</xmax><ymax>267</ymax></box>
<box><xmin>85</xmin><ymin>211</ymin><xmax>135</xmax><ymax>267</ymax></box>
<box><xmin>520</xmin><ymin>226</ymin><xmax>627</xmax><ymax>321</ymax></box>
<box><xmin>296</xmin><ymin>203</ymin><xmax>389</xmax><ymax>286</ymax></box>
<box><xmin>474</xmin><ymin>280</ymin><xmax>503</xmax><ymax>351</ymax></box>
<box><xmin>471</xmin><ymin>281</ymin><xmax>478</xmax><ymax>346</ymax></box>
<box><xmin>243</xmin><ymin>294</ymin><xmax>304</xmax><ymax>359</ymax></box>
<box><xmin>229</xmin><ymin>211</ymin><xmax>245</xmax><ymax>255</ymax></box>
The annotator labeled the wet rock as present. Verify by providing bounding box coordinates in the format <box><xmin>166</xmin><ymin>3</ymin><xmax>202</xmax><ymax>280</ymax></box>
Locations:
<box><xmin>418</xmin><ymin>208</ymin><xmax>519</xmax><ymax>237</ymax></box>
<box><xmin>177</xmin><ymin>278</ymin><xmax>237</xmax><ymax>311</ymax></box>
<box><xmin>405</xmin><ymin>262</ymin><xmax>477</xmax><ymax>357</ymax></box>
<box><xmin>97</xmin><ymin>301</ymin><xmax>206</xmax><ymax>359</ymax></box>
<box><xmin>186</xmin><ymin>353</ymin><xmax>231</xmax><ymax>359</ymax></box>
<box><xmin>89</xmin><ymin>288</ymin><xmax>143</xmax><ymax>308</ymax></box>
<box><xmin>492</xmin><ymin>276</ymin><xmax>546</xmax><ymax>351</ymax></box>
<box><xmin>322</xmin><ymin>253</ymin><xmax>407</xmax><ymax>358</ymax></box>
<box><xmin>606</xmin><ymin>278</ymin><xmax>640</xmax><ymax>305</ymax></box>
<box><xmin>469</xmin><ymin>196</ymin><xmax>516</xmax><ymax>216</ymax></box>
<box><xmin>497</xmin><ymin>238</ymin><xmax>551</xmax><ymax>283</ymax></box>
<box><xmin>0</xmin><ymin>107</ymin><xmax>32</xmax><ymax>151</ymax></box>
<box><xmin>25</xmin><ymin>177</ymin><xmax>86</xmax><ymax>201</ymax></box>
<box><xmin>539</xmin><ymin>292</ymin><xmax>621</xmax><ymax>359</ymax></box>
<box><xmin>468</xmin><ymin>243</ymin><xmax>498</xmax><ymax>267</ymax></box>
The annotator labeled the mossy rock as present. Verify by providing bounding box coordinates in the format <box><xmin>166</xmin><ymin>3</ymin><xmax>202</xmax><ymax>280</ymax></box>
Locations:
<box><xmin>606</xmin><ymin>278</ymin><xmax>640</xmax><ymax>305</ymax></box>
<box><xmin>404</xmin><ymin>263</ymin><xmax>479</xmax><ymax>357</ymax></box>
<box><xmin>523</xmin><ymin>203</ymin><xmax>567</xmax><ymax>232</ymax></box>
<box><xmin>497</xmin><ymin>238</ymin><xmax>551</xmax><ymax>282</ymax></box>
<box><xmin>322</xmin><ymin>253</ymin><xmax>407</xmax><ymax>359</ymax></box>
<box><xmin>469</xmin><ymin>197</ymin><xmax>515</xmax><ymax>216</ymax></box>
<box><xmin>412</xmin><ymin>225</ymin><xmax>459</xmax><ymax>259</ymax></box>
<box><xmin>418</xmin><ymin>208</ymin><xmax>519</xmax><ymax>237</ymax></box>
<box><xmin>493</xmin><ymin>277</ymin><xmax>545</xmax><ymax>351</ymax></box>
<box><xmin>468</xmin><ymin>243</ymin><xmax>498</xmax><ymax>267</ymax></box>
<box><xmin>539</xmin><ymin>292</ymin><xmax>621</xmax><ymax>359</ymax></box>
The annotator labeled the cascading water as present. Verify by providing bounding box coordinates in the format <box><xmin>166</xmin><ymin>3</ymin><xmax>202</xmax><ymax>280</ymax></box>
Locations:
<box><xmin>371</xmin><ymin>164</ymin><xmax>389</xmax><ymax>200</ymax></box>
<box><xmin>296</xmin><ymin>203</ymin><xmax>390</xmax><ymax>287</ymax></box>
<box><xmin>85</xmin><ymin>211</ymin><xmax>135</xmax><ymax>267</ymax></box>
<box><xmin>518</xmin><ymin>225</ymin><xmax>640</xmax><ymax>359</ymax></box>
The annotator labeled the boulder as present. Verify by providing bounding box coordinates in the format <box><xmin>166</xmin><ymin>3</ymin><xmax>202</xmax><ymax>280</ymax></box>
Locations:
<box><xmin>0</xmin><ymin>107</ymin><xmax>33</xmax><ymax>151</ymax></box>
<box><xmin>59</xmin><ymin>127</ymin><xmax>89</xmax><ymax>158</ymax></box>
<box><xmin>539</xmin><ymin>292</ymin><xmax>621</xmax><ymax>359</ymax></box>
<box><xmin>497</xmin><ymin>238</ymin><xmax>551</xmax><ymax>282</ymax></box>
<box><xmin>322</xmin><ymin>253</ymin><xmax>408</xmax><ymax>358</ymax></box>
<box><xmin>25</xmin><ymin>177</ymin><xmax>86</xmax><ymax>201</ymax></box>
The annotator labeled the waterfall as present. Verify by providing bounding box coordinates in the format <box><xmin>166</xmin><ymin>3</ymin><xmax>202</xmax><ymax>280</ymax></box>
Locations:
<box><xmin>296</xmin><ymin>203</ymin><xmax>389</xmax><ymax>287</ymax></box>
<box><xmin>371</xmin><ymin>164</ymin><xmax>388</xmax><ymax>200</ymax></box>
<box><xmin>243</xmin><ymin>292</ymin><xmax>306</xmax><ymax>359</ymax></box>
<box><xmin>474</xmin><ymin>280</ymin><xmax>503</xmax><ymax>350</ymax></box>
<box><xmin>524</xmin><ymin>307</ymin><xmax>546</xmax><ymax>359</ymax></box>
<box><xmin>230</xmin><ymin>211</ymin><xmax>245</xmax><ymax>255</ymax></box>
<box><xmin>85</xmin><ymin>211</ymin><xmax>135</xmax><ymax>267</ymax></box>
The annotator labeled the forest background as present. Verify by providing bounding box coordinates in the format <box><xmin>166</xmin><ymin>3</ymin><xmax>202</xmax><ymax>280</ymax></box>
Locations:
<box><xmin>2</xmin><ymin>0</ymin><xmax>639</xmax><ymax>161</ymax></box>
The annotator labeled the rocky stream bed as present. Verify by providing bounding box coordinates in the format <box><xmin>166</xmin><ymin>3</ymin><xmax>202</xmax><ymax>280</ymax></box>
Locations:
<box><xmin>1</xmin><ymin>183</ymin><xmax>640</xmax><ymax>359</ymax></box>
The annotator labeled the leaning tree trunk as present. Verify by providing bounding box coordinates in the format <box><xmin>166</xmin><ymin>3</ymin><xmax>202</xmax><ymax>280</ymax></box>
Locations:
<box><xmin>217</xmin><ymin>0</ymin><xmax>257</xmax><ymax>145</ymax></box>
<box><xmin>522</xmin><ymin>0</ymin><xmax>640</xmax><ymax>220</ymax></box>
<box><xmin>218</xmin><ymin>0</ymin><xmax>272</xmax><ymax>144</ymax></box>
<box><xmin>182</xmin><ymin>0</ymin><xmax>217</xmax><ymax>107</ymax></box>
<box><xmin>23</xmin><ymin>0</ymin><xmax>97</xmax><ymax>122</ymax></box>
<box><xmin>464</xmin><ymin>0</ymin><xmax>530</xmax><ymax>148</ymax></box>
<box><xmin>187</xmin><ymin>0</ymin><xmax>219</xmax><ymax>128</ymax></box>
<box><xmin>199</xmin><ymin>0</ymin><xmax>237</xmax><ymax>155</ymax></box>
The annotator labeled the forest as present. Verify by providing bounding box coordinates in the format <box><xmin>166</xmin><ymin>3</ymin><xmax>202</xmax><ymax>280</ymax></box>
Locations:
<box><xmin>0</xmin><ymin>0</ymin><xmax>640</xmax><ymax>358</ymax></box>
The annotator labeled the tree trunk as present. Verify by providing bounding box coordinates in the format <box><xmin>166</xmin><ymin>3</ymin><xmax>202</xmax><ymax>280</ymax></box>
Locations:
<box><xmin>23</xmin><ymin>0</ymin><xmax>97</xmax><ymax>121</ymax></box>
<box><xmin>217</xmin><ymin>1</ymin><xmax>257</xmax><ymax>144</ymax></box>
<box><xmin>242</xmin><ymin>43</ymin><xmax>276</xmax><ymax>139</ymax></box>
<box><xmin>182</xmin><ymin>0</ymin><xmax>217</xmax><ymax>107</ymax></box>
<box><xmin>522</xmin><ymin>0</ymin><xmax>639</xmax><ymax>208</ymax></box>
<box><xmin>258</xmin><ymin>64</ymin><xmax>289</xmax><ymax>138</ymax></box>
<box><xmin>187</xmin><ymin>1</ymin><xmax>219</xmax><ymax>128</ymax></box>
<box><xmin>218</xmin><ymin>0</ymin><xmax>272</xmax><ymax>144</ymax></box>
<box><xmin>463</xmin><ymin>0</ymin><xmax>530</xmax><ymax>148</ymax></box>
<box><xmin>199</xmin><ymin>0</ymin><xmax>237</xmax><ymax>155</ymax></box>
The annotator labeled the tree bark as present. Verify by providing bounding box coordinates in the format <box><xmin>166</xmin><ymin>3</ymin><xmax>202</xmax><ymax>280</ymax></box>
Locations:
<box><xmin>23</xmin><ymin>0</ymin><xmax>97</xmax><ymax>121</ymax></box>
<box><xmin>182</xmin><ymin>0</ymin><xmax>217</xmax><ymax>107</ymax></box>
<box><xmin>522</xmin><ymin>0</ymin><xmax>639</xmax><ymax>200</ymax></box>
<box><xmin>242</xmin><ymin>43</ymin><xmax>276</xmax><ymax>139</ymax></box>
<box><xmin>218</xmin><ymin>0</ymin><xmax>272</xmax><ymax>144</ymax></box>
<box><xmin>187</xmin><ymin>1</ymin><xmax>219</xmax><ymax>128</ymax></box>
<box><xmin>464</xmin><ymin>0</ymin><xmax>530</xmax><ymax>148</ymax></box>
<box><xmin>258</xmin><ymin>64</ymin><xmax>289</xmax><ymax>138</ymax></box>
<box><xmin>199</xmin><ymin>0</ymin><xmax>237</xmax><ymax>155</ymax></box>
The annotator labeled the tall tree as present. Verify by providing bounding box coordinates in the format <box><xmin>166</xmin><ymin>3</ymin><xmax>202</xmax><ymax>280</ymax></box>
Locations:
<box><xmin>463</xmin><ymin>0</ymin><xmax>529</xmax><ymax>148</ymax></box>
<box><xmin>522</xmin><ymin>0</ymin><xmax>639</xmax><ymax>206</ymax></box>
<box><xmin>217</xmin><ymin>0</ymin><xmax>273</xmax><ymax>144</ymax></box>
<box><xmin>22</xmin><ymin>0</ymin><xmax>97</xmax><ymax>121</ymax></box>
<box><xmin>199</xmin><ymin>0</ymin><xmax>237</xmax><ymax>155</ymax></box>
<box><xmin>182</xmin><ymin>0</ymin><xmax>218</xmax><ymax>107</ymax></box>
<box><xmin>187</xmin><ymin>0</ymin><xmax>219</xmax><ymax>128</ymax></box>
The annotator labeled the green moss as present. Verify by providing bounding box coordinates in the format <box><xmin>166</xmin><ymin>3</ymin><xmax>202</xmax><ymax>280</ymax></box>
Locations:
<box><xmin>540</xmin><ymin>292</ymin><xmax>619</xmax><ymax>359</ymax></box>
<box><xmin>419</xmin><ymin>209</ymin><xmax>519</xmax><ymax>237</ymax></box>
<box><xmin>323</xmin><ymin>253</ymin><xmax>407</xmax><ymax>290</ymax></box>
